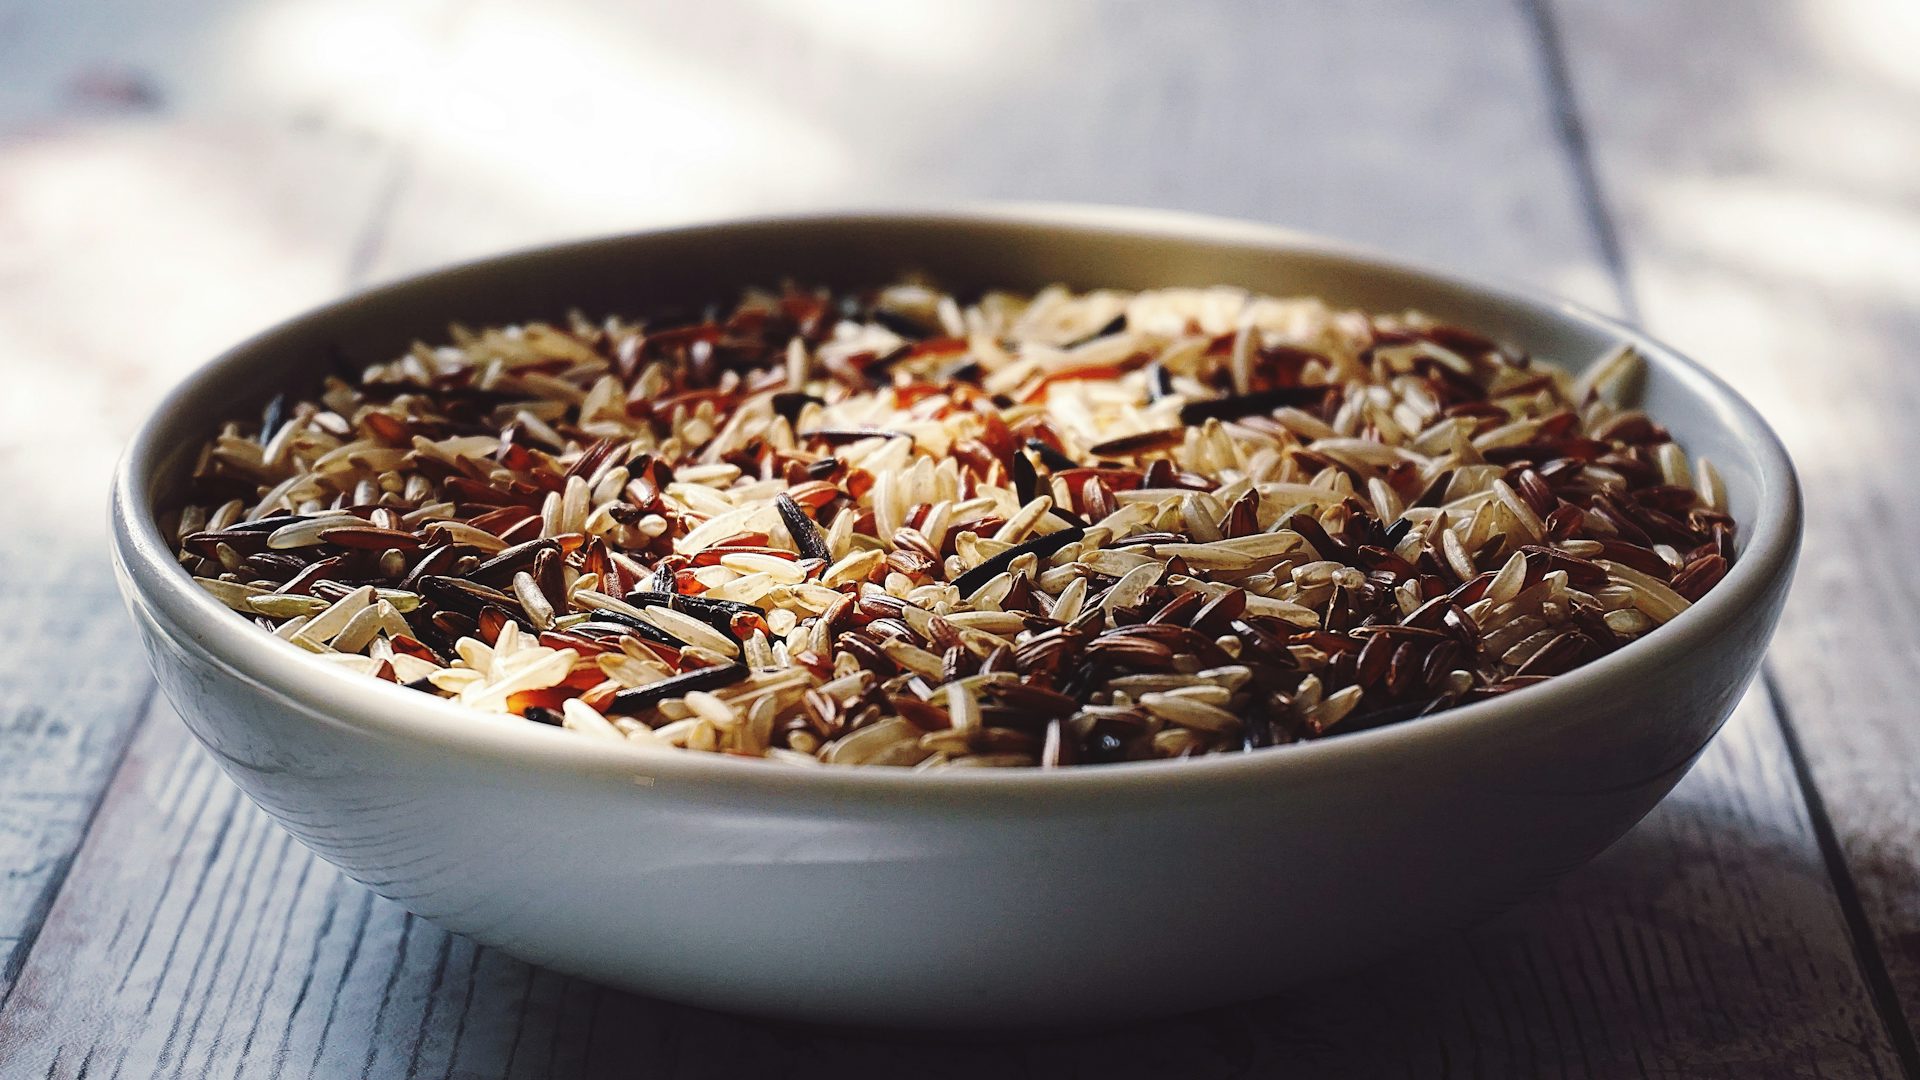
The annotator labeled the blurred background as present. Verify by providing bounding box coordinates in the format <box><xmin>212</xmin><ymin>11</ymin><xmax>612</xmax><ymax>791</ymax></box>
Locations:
<box><xmin>3</xmin><ymin>1</ymin><xmax>1918</xmax><ymax>1075</ymax></box>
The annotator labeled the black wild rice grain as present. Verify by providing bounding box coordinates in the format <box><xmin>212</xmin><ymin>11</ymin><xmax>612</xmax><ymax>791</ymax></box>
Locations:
<box><xmin>607</xmin><ymin>663</ymin><xmax>750</xmax><ymax>715</ymax></box>
<box><xmin>775</xmin><ymin>492</ymin><xmax>832</xmax><ymax>562</ymax></box>
<box><xmin>951</xmin><ymin>527</ymin><xmax>1087</xmax><ymax>596</ymax></box>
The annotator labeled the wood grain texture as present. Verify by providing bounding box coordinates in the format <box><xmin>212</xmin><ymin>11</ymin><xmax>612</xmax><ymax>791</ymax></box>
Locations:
<box><xmin>0</xmin><ymin>0</ymin><xmax>404</xmax><ymax>1005</ymax></box>
<box><xmin>0</xmin><ymin>0</ymin><xmax>1906</xmax><ymax>1073</ymax></box>
<box><xmin>0</xmin><ymin>694</ymin><xmax>1897</xmax><ymax>1079</ymax></box>
<box><xmin>1550</xmin><ymin>0</ymin><xmax>1920</xmax><ymax>1051</ymax></box>
<box><xmin>358</xmin><ymin>0</ymin><xmax>1619</xmax><ymax>305</ymax></box>
<box><xmin>0</xmin><ymin>542</ymin><xmax>150</xmax><ymax>1002</ymax></box>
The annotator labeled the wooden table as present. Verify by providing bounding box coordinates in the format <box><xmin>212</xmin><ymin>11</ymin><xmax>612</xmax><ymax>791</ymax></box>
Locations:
<box><xmin>1</xmin><ymin>1</ymin><xmax>1915</xmax><ymax>1075</ymax></box>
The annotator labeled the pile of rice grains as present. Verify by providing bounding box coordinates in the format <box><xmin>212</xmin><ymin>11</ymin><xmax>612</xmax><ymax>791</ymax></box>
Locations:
<box><xmin>169</xmin><ymin>282</ymin><xmax>1736</xmax><ymax>768</ymax></box>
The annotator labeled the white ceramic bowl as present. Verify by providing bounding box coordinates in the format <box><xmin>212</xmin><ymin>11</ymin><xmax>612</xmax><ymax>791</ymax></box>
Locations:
<box><xmin>109</xmin><ymin>207</ymin><xmax>1800</xmax><ymax>1027</ymax></box>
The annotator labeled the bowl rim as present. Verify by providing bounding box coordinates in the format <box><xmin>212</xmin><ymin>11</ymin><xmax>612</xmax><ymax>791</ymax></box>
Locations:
<box><xmin>110</xmin><ymin>202</ymin><xmax>1802</xmax><ymax>797</ymax></box>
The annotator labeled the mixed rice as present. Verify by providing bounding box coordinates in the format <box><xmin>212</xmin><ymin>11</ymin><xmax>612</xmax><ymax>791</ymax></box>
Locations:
<box><xmin>168</xmin><ymin>281</ymin><xmax>1736</xmax><ymax>767</ymax></box>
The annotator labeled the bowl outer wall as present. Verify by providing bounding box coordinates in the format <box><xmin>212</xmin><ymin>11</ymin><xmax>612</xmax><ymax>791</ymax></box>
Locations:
<box><xmin>109</xmin><ymin>206</ymin><xmax>1801</xmax><ymax>1025</ymax></box>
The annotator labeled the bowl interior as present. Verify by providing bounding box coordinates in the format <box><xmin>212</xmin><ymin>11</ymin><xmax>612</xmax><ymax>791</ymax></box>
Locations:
<box><xmin>115</xmin><ymin>208</ymin><xmax>1799</xmax><ymax>790</ymax></box>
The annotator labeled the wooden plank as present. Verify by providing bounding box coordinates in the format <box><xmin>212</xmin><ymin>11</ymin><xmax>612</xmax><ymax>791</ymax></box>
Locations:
<box><xmin>0</xmin><ymin>545</ymin><xmax>150</xmax><ymax>998</ymax></box>
<box><xmin>0</xmin><ymin>694</ymin><xmax>1896</xmax><ymax>1078</ymax></box>
<box><xmin>0</xmin><ymin>0</ymin><xmax>411</xmax><ymax>1003</ymax></box>
<box><xmin>361</xmin><ymin>0</ymin><xmax>1620</xmax><ymax>304</ymax></box>
<box><xmin>1548</xmin><ymin>0</ymin><xmax>1920</xmax><ymax>1053</ymax></box>
<box><xmin>0</xmin><ymin>0</ymin><xmax>1899</xmax><ymax>1072</ymax></box>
